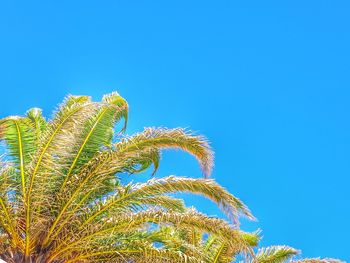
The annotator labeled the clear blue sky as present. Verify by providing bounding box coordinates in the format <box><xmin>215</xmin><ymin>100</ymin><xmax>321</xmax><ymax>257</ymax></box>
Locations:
<box><xmin>0</xmin><ymin>1</ymin><xmax>349</xmax><ymax>261</ymax></box>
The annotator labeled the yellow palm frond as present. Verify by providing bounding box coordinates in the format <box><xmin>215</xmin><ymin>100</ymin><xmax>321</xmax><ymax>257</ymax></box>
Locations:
<box><xmin>254</xmin><ymin>246</ymin><xmax>299</xmax><ymax>263</ymax></box>
<box><xmin>115</xmin><ymin>127</ymin><xmax>213</xmax><ymax>177</ymax></box>
<box><xmin>81</xmin><ymin>176</ymin><xmax>254</xmax><ymax>227</ymax></box>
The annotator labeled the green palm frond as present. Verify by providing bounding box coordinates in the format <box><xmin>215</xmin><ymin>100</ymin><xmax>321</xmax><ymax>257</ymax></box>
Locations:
<box><xmin>24</xmin><ymin>95</ymin><xmax>96</xmax><ymax>256</ymax></box>
<box><xmin>254</xmin><ymin>246</ymin><xmax>299</xmax><ymax>263</ymax></box>
<box><xmin>0</xmin><ymin>165</ymin><xmax>23</xmax><ymax>249</ymax></box>
<box><xmin>39</xmin><ymin>92</ymin><xmax>129</xmax><ymax>243</ymax></box>
<box><xmin>60</xmin><ymin>91</ymin><xmax>128</xmax><ymax>190</ymax></box>
<box><xmin>0</xmin><ymin>199</ymin><xmax>20</xmax><ymax>249</ymax></box>
<box><xmin>0</xmin><ymin>116</ymin><xmax>36</xmax><ymax>198</ymax></box>
<box><xmin>115</xmin><ymin>127</ymin><xmax>214</xmax><ymax>177</ymax></box>
<box><xmin>48</xmin><ymin>209</ymin><xmax>253</xmax><ymax>261</ymax></box>
<box><xmin>122</xmin><ymin>148</ymin><xmax>161</xmax><ymax>175</ymax></box>
<box><xmin>211</xmin><ymin>241</ymin><xmax>232</xmax><ymax>263</ymax></box>
<box><xmin>63</xmin><ymin>247</ymin><xmax>201</xmax><ymax>263</ymax></box>
<box><xmin>26</xmin><ymin>108</ymin><xmax>47</xmax><ymax>141</ymax></box>
<box><xmin>154</xmin><ymin>226</ymin><xmax>207</xmax><ymax>259</ymax></box>
<box><xmin>39</xmin><ymin>149</ymin><xmax>161</xmax><ymax>247</ymax></box>
<box><xmin>203</xmin><ymin>232</ymin><xmax>259</xmax><ymax>263</ymax></box>
<box><xmin>241</xmin><ymin>230</ymin><xmax>261</xmax><ymax>247</ymax></box>
<box><xmin>49</xmin><ymin>130</ymin><xmax>208</xmax><ymax>224</ymax></box>
<box><xmin>80</xmin><ymin>176</ymin><xmax>254</xmax><ymax>228</ymax></box>
<box><xmin>57</xmin><ymin>229</ymin><xmax>207</xmax><ymax>263</ymax></box>
<box><xmin>137</xmin><ymin>195</ymin><xmax>186</xmax><ymax>212</ymax></box>
<box><xmin>42</xmin><ymin>140</ymin><xmax>211</xmax><ymax>246</ymax></box>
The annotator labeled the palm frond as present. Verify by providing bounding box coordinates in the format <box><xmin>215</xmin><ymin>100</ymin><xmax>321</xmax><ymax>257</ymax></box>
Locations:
<box><xmin>211</xmin><ymin>241</ymin><xmax>231</xmax><ymax>263</ymax></box>
<box><xmin>291</xmin><ymin>259</ymin><xmax>345</xmax><ymax>263</ymax></box>
<box><xmin>48</xmin><ymin>209</ymin><xmax>253</xmax><ymax>261</ymax></box>
<box><xmin>254</xmin><ymin>246</ymin><xmax>299</xmax><ymax>263</ymax></box>
<box><xmin>0</xmin><ymin>116</ymin><xmax>36</xmax><ymax>198</ymax></box>
<box><xmin>63</xmin><ymin>247</ymin><xmax>201</xmax><ymax>263</ymax></box>
<box><xmin>0</xmin><ymin>197</ymin><xmax>20</xmax><ymax>248</ymax></box>
<box><xmin>45</xmin><ymin>131</ymin><xmax>210</xmax><ymax>237</ymax></box>
<box><xmin>137</xmin><ymin>195</ymin><xmax>186</xmax><ymax>212</ymax></box>
<box><xmin>24</xmin><ymin>95</ymin><xmax>96</xmax><ymax>256</ymax></box>
<box><xmin>0</xmin><ymin>165</ymin><xmax>22</xmax><ymax>248</ymax></box>
<box><xmin>26</xmin><ymin>108</ymin><xmax>47</xmax><ymax>141</ymax></box>
<box><xmin>81</xmin><ymin>176</ymin><xmax>254</xmax><ymax>227</ymax></box>
<box><xmin>60</xmin><ymin>91</ymin><xmax>128</xmax><ymax>190</ymax></box>
<box><xmin>56</xmin><ymin>230</ymin><xmax>206</xmax><ymax>263</ymax></box>
<box><xmin>115</xmin><ymin>127</ymin><xmax>214</xmax><ymax>177</ymax></box>
<box><xmin>35</xmin><ymin>174</ymin><xmax>253</xmax><ymax>247</ymax></box>
<box><xmin>41</xmin><ymin>93</ymin><xmax>128</xmax><ymax>244</ymax></box>
<box><xmin>40</xmin><ymin>148</ymin><xmax>161</xmax><ymax>246</ymax></box>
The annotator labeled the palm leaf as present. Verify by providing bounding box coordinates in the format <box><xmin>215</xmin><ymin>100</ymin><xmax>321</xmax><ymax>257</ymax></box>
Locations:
<box><xmin>254</xmin><ymin>246</ymin><xmax>299</xmax><ymax>263</ymax></box>
<box><xmin>60</xmin><ymin>91</ymin><xmax>128</xmax><ymax>190</ymax></box>
<box><xmin>24</xmin><ymin>95</ymin><xmax>96</xmax><ymax>256</ymax></box>
<box><xmin>81</xmin><ymin>176</ymin><xmax>254</xmax><ymax>227</ymax></box>
<box><xmin>48</xmin><ymin>209</ymin><xmax>253</xmax><ymax>261</ymax></box>
<box><xmin>0</xmin><ymin>116</ymin><xmax>36</xmax><ymax>198</ymax></box>
<box><xmin>26</xmin><ymin>108</ymin><xmax>47</xmax><ymax>141</ymax></box>
<box><xmin>115</xmin><ymin>127</ymin><xmax>213</xmax><ymax>177</ymax></box>
<box><xmin>0</xmin><ymin>165</ymin><xmax>22</xmax><ymax>248</ymax></box>
<box><xmin>41</xmin><ymin>93</ymin><xmax>128</xmax><ymax>244</ymax></box>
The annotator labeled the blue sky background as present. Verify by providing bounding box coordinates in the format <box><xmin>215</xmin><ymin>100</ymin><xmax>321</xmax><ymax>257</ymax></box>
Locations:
<box><xmin>0</xmin><ymin>1</ymin><xmax>349</xmax><ymax>261</ymax></box>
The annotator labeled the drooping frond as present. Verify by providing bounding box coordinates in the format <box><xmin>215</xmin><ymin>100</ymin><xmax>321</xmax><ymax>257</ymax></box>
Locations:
<box><xmin>115</xmin><ymin>127</ymin><xmax>214</xmax><ymax>177</ymax></box>
<box><xmin>47</xmin><ymin>209</ymin><xmax>254</xmax><ymax>262</ymax></box>
<box><xmin>63</xmin><ymin>247</ymin><xmax>202</xmax><ymax>263</ymax></box>
<box><xmin>42</xmin><ymin>127</ymin><xmax>212</xmax><ymax>238</ymax></box>
<box><xmin>42</xmin><ymin>172</ymin><xmax>253</xmax><ymax>251</ymax></box>
<box><xmin>53</xmin><ymin>229</ymin><xmax>207</xmax><ymax>263</ymax></box>
<box><xmin>126</xmin><ymin>148</ymin><xmax>161</xmax><ymax>176</ymax></box>
<box><xmin>81</xmin><ymin>176</ymin><xmax>254</xmax><ymax>228</ymax></box>
<box><xmin>137</xmin><ymin>195</ymin><xmax>186</xmax><ymax>212</ymax></box>
<box><xmin>40</xmin><ymin>148</ymin><xmax>162</xmax><ymax>246</ymax></box>
<box><xmin>254</xmin><ymin>246</ymin><xmax>298</xmax><ymax>263</ymax></box>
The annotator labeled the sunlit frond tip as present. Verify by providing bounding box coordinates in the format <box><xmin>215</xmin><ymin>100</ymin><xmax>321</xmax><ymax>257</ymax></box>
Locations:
<box><xmin>116</xmin><ymin>127</ymin><xmax>214</xmax><ymax>177</ymax></box>
<box><xmin>254</xmin><ymin>246</ymin><xmax>298</xmax><ymax>263</ymax></box>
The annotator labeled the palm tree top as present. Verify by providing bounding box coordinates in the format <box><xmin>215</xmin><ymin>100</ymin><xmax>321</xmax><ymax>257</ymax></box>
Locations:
<box><xmin>0</xmin><ymin>92</ymin><xmax>342</xmax><ymax>263</ymax></box>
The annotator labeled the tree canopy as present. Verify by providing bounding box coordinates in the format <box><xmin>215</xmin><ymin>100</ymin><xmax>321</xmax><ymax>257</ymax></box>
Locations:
<box><xmin>0</xmin><ymin>92</ymin><xmax>342</xmax><ymax>263</ymax></box>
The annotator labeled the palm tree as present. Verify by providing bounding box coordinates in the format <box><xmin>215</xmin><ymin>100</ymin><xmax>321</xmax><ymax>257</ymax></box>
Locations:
<box><xmin>0</xmin><ymin>92</ymin><xmax>342</xmax><ymax>263</ymax></box>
